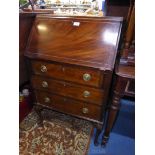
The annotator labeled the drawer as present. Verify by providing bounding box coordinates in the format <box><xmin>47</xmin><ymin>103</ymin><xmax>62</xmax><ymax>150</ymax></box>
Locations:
<box><xmin>31</xmin><ymin>60</ymin><xmax>103</xmax><ymax>88</ymax></box>
<box><xmin>35</xmin><ymin>90</ymin><xmax>102</xmax><ymax>121</ymax></box>
<box><xmin>31</xmin><ymin>75</ymin><xmax>104</xmax><ymax>105</ymax></box>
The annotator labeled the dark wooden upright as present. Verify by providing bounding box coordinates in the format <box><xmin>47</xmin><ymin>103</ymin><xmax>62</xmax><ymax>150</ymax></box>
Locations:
<box><xmin>25</xmin><ymin>15</ymin><xmax>123</xmax><ymax>145</ymax></box>
<box><xmin>102</xmin><ymin>3</ymin><xmax>135</xmax><ymax>146</ymax></box>
<box><xmin>19</xmin><ymin>13</ymin><xmax>36</xmax><ymax>86</ymax></box>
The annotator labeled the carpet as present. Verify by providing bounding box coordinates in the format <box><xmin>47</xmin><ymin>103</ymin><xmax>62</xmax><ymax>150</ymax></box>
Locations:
<box><xmin>88</xmin><ymin>99</ymin><xmax>135</xmax><ymax>155</ymax></box>
<box><xmin>19</xmin><ymin>109</ymin><xmax>93</xmax><ymax>155</ymax></box>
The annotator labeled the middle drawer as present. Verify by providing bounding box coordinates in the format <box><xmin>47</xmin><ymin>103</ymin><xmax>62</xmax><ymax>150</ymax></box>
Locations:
<box><xmin>31</xmin><ymin>75</ymin><xmax>104</xmax><ymax>105</ymax></box>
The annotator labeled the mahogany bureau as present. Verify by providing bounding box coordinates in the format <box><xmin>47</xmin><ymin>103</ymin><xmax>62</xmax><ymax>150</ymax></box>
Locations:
<box><xmin>25</xmin><ymin>15</ymin><xmax>123</xmax><ymax>145</ymax></box>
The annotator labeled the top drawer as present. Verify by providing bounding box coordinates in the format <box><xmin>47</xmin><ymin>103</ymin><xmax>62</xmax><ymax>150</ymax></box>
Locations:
<box><xmin>31</xmin><ymin>60</ymin><xmax>104</xmax><ymax>88</ymax></box>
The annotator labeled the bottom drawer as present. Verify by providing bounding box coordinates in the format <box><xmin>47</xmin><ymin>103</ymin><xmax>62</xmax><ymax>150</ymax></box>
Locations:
<box><xmin>35</xmin><ymin>90</ymin><xmax>102</xmax><ymax>121</ymax></box>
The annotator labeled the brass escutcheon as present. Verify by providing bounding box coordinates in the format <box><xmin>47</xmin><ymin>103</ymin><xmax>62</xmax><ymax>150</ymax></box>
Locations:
<box><xmin>62</xmin><ymin>67</ymin><xmax>65</xmax><ymax>72</ymax></box>
<box><xmin>63</xmin><ymin>98</ymin><xmax>67</xmax><ymax>102</ymax></box>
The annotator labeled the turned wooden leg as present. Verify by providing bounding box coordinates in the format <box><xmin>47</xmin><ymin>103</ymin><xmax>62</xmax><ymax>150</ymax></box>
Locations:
<box><xmin>101</xmin><ymin>91</ymin><xmax>122</xmax><ymax>146</ymax></box>
<box><xmin>34</xmin><ymin>105</ymin><xmax>44</xmax><ymax>127</ymax></box>
<box><xmin>101</xmin><ymin>76</ymin><xmax>128</xmax><ymax>146</ymax></box>
<box><xmin>94</xmin><ymin>123</ymin><xmax>103</xmax><ymax>146</ymax></box>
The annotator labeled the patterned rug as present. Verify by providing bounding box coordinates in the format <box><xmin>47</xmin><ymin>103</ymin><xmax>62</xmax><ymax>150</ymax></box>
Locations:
<box><xmin>19</xmin><ymin>108</ymin><xmax>93</xmax><ymax>155</ymax></box>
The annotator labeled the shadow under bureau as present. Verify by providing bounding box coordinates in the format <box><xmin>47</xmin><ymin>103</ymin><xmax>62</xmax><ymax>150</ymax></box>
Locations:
<box><xmin>25</xmin><ymin>15</ymin><xmax>123</xmax><ymax>146</ymax></box>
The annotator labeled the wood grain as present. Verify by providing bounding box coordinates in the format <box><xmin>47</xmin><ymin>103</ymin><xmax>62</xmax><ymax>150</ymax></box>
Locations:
<box><xmin>35</xmin><ymin>90</ymin><xmax>102</xmax><ymax>121</ymax></box>
<box><xmin>31</xmin><ymin>60</ymin><xmax>104</xmax><ymax>87</ymax></box>
<box><xmin>25</xmin><ymin>15</ymin><xmax>123</xmax><ymax>70</ymax></box>
<box><xmin>31</xmin><ymin>75</ymin><xmax>105</xmax><ymax>105</ymax></box>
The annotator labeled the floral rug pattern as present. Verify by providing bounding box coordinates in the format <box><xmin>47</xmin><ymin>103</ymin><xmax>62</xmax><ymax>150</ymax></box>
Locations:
<box><xmin>19</xmin><ymin>109</ymin><xmax>93</xmax><ymax>155</ymax></box>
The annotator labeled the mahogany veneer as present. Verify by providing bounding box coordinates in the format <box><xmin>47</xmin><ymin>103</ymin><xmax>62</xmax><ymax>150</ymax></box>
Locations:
<box><xmin>35</xmin><ymin>90</ymin><xmax>102</xmax><ymax>121</ymax></box>
<box><xmin>31</xmin><ymin>75</ymin><xmax>104</xmax><ymax>105</ymax></box>
<box><xmin>25</xmin><ymin>15</ymin><xmax>123</xmax><ymax>146</ymax></box>
<box><xmin>31</xmin><ymin>60</ymin><xmax>103</xmax><ymax>87</ymax></box>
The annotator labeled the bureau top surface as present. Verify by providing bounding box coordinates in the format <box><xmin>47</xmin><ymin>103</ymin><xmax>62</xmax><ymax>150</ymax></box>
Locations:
<box><xmin>25</xmin><ymin>15</ymin><xmax>123</xmax><ymax>70</ymax></box>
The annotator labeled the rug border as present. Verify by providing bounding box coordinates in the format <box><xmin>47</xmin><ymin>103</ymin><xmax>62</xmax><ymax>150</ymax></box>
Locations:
<box><xmin>84</xmin><ymin>126</ymin><xmax>94</xmax><ymax>155</ymax></box>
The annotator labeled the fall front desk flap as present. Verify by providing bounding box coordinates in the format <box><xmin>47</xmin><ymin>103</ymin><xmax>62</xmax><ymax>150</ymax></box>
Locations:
<box><xmin>25</xmin><ymin>15</ymin><xmax>123</xmax><ymax>70</ymax></box>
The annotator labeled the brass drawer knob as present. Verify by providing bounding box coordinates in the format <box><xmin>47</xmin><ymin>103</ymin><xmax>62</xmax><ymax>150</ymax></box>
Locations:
<box><xmin>44</xmin><ymin>97</ymin><xmax>50</xmax><ymax>103</ymax></box>
<box><xmin>83</xmin><ymin>73</ymin><xmax>91</xmax><ymax>81</ymax></box>
<box><xmin>42</xmin><ymin>81</ymin><xmax>48</xmax><ymax>88</ymax></box>
<box><xmin>83</xmin><ymin>91</ymin><xmax>90</xmax><ymax>98</ymax></box>
<box><xmin>40</xmin><ymin>65</ymin><xmax>47</xmax><ymax>72</ymax></box>
<box><xmin>82</xmin><ymin>108</ymin><xmax>89</xmax><ymax>114</ymax></box>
